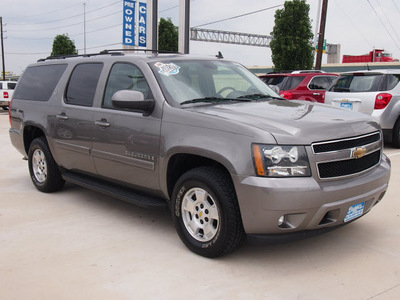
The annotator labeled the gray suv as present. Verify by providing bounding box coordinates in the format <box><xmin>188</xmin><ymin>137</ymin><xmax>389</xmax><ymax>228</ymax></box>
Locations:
<box><xmin>9</xmin><ymin>51</ymin><xmax>391</xmax><ymax>257</ymax></box>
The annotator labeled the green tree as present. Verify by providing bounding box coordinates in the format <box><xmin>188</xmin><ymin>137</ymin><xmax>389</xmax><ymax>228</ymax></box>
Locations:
<box><xmin>158</xmin><ymin>18</ymin><xmax>178</xmax><ymax>52</ymax></box>
<box><xmin>51</xmin><ymin>34</ymin><xmax>78</xmax><ymax>56</ymax></box>
<box><xmin>270</xmin><ymin>0</ymin><xmax>314</xmax><ymax>71</ymax></box>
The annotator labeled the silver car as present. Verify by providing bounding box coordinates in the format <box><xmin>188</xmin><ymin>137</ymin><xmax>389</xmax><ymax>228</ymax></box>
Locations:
<box><xmin>325</xmin><ymin>69</ymin><xmax>400</xmax><ymax>147</ymax></box>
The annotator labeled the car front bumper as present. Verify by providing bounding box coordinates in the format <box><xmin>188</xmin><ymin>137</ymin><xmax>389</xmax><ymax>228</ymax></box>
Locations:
<box><xmin>233</xmin><ymin>154</ymin><xmax>391</xmax><ymax>234</ymax></box>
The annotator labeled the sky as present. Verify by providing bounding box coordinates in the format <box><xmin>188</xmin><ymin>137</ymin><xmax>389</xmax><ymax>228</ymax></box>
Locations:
<box><xmin>1</xmin><ymin>0</ymin><xmax>400</xmax><ymax>75</ymax></box>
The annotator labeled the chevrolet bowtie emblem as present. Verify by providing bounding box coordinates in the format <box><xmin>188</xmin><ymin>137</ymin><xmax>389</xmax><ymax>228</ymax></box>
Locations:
<box><xmin>352</xmin><ymin>147</ymin><xmax>367</xmax><ymax>159</ymax></box>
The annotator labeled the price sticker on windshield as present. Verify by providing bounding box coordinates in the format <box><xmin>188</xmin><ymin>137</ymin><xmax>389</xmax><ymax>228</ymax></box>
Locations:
<box><xmin>155</xmin><ymin>62</ymin><xmax>180</xmax><ymax>76</ymax></box>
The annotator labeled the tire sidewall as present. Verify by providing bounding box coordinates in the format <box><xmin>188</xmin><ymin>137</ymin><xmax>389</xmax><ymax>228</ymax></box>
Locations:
<box><xmin>28</xmin><ymin>137</ymin><xmax>64</xmax><ymax>193</ymax></box>
<box><xmin>172</xmin><ymin>171</ymin><xmax>233</xmax><ymax>257</ymax></box>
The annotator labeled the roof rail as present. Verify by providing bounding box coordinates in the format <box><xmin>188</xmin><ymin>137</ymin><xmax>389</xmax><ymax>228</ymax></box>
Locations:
<box><xmin>291</xmin><ymin>70</ymin><xmax>326</xmax><ymax>74</ymax></box>
<box><xmin>37</xmin><ymin>48</ymin><xmax>179</xmax><ymax>62</ymax></box>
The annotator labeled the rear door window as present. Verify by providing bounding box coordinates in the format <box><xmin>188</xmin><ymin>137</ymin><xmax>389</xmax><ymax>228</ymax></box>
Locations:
<box><xmin>6</xmin><ymin>82</ymin><xmax>16</xmax><ymax>90</ymax></box>
<box><xmin>13</xmin><ymin>64</ymin><xmax>67</xmax><ymax>101</ymax></box>
<box><xmin>65</xmin><ymin>63</ymin><xmax>103</xmax><ymax>107</ymax></box>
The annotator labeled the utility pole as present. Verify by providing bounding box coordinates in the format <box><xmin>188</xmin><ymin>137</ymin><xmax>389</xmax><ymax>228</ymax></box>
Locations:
<box><xmin>83</xmin><ymin>3</ymin><xmax>87</xmax><ymax>54</ymax></box>
<box><xmin>179</xmin><ymin>0</ymin><xmax>190</xmax><ymax>54</ymax></box>
<box><xmin>0</xmin><ymin>17</ymin><xmax>5</xmax><ymax>81</ymax></box>
<box><xmin>315</xmin><ymin>0</ymin><xmax>328</xmax><ymax>70</ymax></box>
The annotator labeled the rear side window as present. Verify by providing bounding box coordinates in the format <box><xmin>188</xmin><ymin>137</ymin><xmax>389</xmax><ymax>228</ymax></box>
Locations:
<box><xmin>308</xmin><ymin>76</ymin><xmax>336</xmax><ymax>90</ymax></box>
<box><xmin>384</xmin><ymin>74</ymin><xmax>400</xmax><ymax>90</ymax></box>
<box><xmin>65</xmin><ymin>63</ymin><xmax>103</xmax><ymax>107</ymax></box>
<box><xmin>284</xmin><ymin>76</ymin><xmax>306</xmax><ymax>90</ymax></box>
<box><xmin>261</xmin><ymin>76</ymin><xmax>286</xmax><ymax>89</ymax></box>
<box><xmin>13</xmin><ymin>64</ymin><xmax>67</xmax><ymax>101</ymax></box>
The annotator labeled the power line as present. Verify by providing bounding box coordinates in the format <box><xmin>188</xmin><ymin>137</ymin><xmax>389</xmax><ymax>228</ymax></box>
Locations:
<box><xmin>194</xmin><ymin>4</ymin><xmax>284</xmax><ymax>28</ymax></box>
<box><xmin>8</xmin><ymin>23</ymin><xmax>122</xmax><ymax>40</ymax></box>
<box><xmin>160</xmin><ymin>5</ymin><xmax>179</xmax><ymax>13</ymax></box>
<box><xmin>8</xmin><ymin>0</ymin><xmax>121</xmax><ymax>26</ymax></box>
<box><xmin>366</xmin><ymin>0</ymin><xmax>400</xmax><ymax>51</ymax></box>
<box><xmin>8</xmin><ymin>10</ymin><xmax>121</xmax><ymax>32</ymax></box>
<box><xmin>332</xmin><ymin>0</ymin><xmax>372</xmax><ymax>48</ymax></box>
<box><xmin>375</xmin><ymin>0</ymin><xmax>400</xmax><ymax>44</ymax></box>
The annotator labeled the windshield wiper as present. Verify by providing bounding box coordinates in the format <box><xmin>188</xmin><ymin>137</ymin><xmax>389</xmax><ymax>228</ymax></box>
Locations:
<box><xmin>238</xmin><ymin>94</ymin><xmax>284</xmax><ymax>100</ymax></box>
<box><xmin>180</xmin><ymin>97</ymin><xmax>251</xmax><ymax>105</ymax></box>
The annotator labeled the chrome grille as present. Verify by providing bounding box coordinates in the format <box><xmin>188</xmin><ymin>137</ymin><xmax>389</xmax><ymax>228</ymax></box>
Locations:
<box><xmin>312</xmin><ymin>132</ymin><xmax>382</xmax><ymax>179</ymax></box>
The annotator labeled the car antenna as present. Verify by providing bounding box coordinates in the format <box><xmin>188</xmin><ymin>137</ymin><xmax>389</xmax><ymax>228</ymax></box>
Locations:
<box><xmin>216</xmin><ymin>51</ymin><xmax>224</xmax><ymax>59</ymax></box>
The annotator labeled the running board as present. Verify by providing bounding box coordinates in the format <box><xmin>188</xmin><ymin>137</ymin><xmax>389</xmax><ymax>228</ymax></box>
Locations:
<box><xmin>62</xmin><ymin>172</ymin><xmax>168</xmax><ymax>209</ymax></box>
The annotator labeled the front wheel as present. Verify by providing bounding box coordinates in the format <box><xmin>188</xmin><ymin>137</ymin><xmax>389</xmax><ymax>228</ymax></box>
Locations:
<box><xmin>172</xmin><ymin>167</ymin><xmax>245</xmax><ymax>258</ymax></box>
<box><xmin>28</xmin><ymin>137</ymin><xmax>65</xmax><ymax>193</ymax></box>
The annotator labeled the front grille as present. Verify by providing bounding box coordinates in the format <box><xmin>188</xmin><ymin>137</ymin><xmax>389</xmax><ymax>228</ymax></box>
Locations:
<box><xmin>312</xmin><ymin>132</ymin><xmax>382</xmax><ymax>179</ymax></box>
<box><xmin>312</xmin><ymin>132</ymin><xmax>380</xmax><ymax>153</ymax></box>
<box><xmin>318</xmin><ymin>150</ymin><xmax>381</xmax><ymax>179</ymax></box>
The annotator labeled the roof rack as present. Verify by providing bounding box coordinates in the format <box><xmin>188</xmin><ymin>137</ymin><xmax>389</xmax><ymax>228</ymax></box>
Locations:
<box><xmin>37</xmin><ymin>48</ymin><xmax>179</xmax><ymax>62</ymax></box>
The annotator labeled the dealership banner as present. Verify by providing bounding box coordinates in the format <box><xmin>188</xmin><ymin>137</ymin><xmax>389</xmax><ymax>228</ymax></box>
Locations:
<box><xmin>123</xmin><ymin>0</ymin><xmax>136</xmax><ymax>46</ymax></box>
<box><xmin>138</xmin><ymin>1</ymin><xmax>147</xmax><ymax>47</ymax></box>
<box><xmin>123</xmin><ymin>0</ymin><xmax>148</xmax><ymax>47</ymax></box>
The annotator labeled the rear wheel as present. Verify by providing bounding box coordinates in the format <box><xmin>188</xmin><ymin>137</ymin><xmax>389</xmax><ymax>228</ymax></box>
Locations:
<box><xmin>28</xmin><ymin>137</ymin><xmax>65</xmax><ymax>193</ymax></box>
<box><xmin>172</xmin><ymin>167</ymin><xmax>245</xmax><ymax>258</ymax></box>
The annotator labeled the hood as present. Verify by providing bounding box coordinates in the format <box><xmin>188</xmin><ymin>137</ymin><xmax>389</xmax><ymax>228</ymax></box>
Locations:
<box><xmin>189</xmin><ymin>100</ymin><xmax>380</xmax><ymax>144</ymax></box>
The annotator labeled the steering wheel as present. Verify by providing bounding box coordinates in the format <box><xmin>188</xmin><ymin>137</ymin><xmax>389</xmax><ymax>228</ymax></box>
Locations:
<box><xmin>217</xmin><ymin>86</ymin><xmax>237</xmax><ymax>96</ymax></box>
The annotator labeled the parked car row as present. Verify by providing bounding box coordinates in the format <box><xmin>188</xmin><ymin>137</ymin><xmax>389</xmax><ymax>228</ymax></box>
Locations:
<box><xmin>259</xmin><ymin>69</ymin><xmax>400</xmax><ymax>148</ymax></box>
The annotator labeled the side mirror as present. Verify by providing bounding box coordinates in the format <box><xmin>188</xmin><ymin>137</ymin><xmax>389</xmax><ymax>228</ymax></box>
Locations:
<box><xmin>111</xmin><ymin>90</ymin><xmax>155</xmax><ymax>116</ymax></box>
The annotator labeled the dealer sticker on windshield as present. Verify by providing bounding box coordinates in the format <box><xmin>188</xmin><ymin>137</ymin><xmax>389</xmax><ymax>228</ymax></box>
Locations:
<box><xmin>154</xmin><ymin>62</ymin><xmax>180</xmax><ymax>76</ymax></box>
<box><xmin>344</xmin><ymin>202</ymin><xmax>365</xmax><ymax>222</ymax></box>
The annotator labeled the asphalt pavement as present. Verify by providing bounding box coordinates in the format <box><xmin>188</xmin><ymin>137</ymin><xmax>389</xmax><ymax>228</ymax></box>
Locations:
<box><xmin>1</xmin><ymin>110</ymin><xmax>399</xmax><ymax>300</ymax></box>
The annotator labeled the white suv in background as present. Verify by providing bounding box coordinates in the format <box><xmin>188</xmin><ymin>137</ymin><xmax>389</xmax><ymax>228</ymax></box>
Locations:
<box><xmin>0</xmin><ymin>81</ymin><xmax>17</xmax><ymax>110</ymax></box>
<box><xmin>325</xmin><ymin>69</ymin><xmax>400</xmax><ymax>147</ymax></box>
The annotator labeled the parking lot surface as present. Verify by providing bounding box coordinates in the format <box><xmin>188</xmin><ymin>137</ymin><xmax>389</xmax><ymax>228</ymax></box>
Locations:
<box><xmin>1</xmin><ymin>110</ymin><xmax>399</xmax><ymax>300</ymax></box>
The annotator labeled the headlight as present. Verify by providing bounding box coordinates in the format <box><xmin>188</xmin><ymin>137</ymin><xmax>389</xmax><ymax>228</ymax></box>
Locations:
<box><xmin>252</xmin><ymin>144</ymin><xmax>311</xmax><ymax>177</ymax></box>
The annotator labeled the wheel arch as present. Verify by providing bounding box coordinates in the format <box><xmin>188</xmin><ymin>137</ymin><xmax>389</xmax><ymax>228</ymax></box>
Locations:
<box><xmin>23</xmin><ymin>125</ymin><xmax>46</xmax><ymax>155</ymax></box>
<box><xmin>165</xmin><ymin>152</ymin><xmax>235</xmax><ymax>200</ymax></box>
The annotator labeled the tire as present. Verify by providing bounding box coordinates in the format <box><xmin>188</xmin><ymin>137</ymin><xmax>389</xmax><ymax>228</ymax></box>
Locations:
<box><xmin>171</xmin><ymin>167</ymin><xmax>245</xmax><ymax>258</ymax></box>
<box><xmin>392</xmin><ymin>119</ymin><xmax>400</xmax><ymax>148</ymax></box>
<box><xmin>28</xmin><ymin>137</ymin><xmax>65</xmax><ymax>193</ymax></box>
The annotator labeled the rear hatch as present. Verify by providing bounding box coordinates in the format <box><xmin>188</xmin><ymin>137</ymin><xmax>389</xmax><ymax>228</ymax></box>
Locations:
<box><xmin>325</xmin><ymin>72</ymin><xmax>390</xmax><ymax>114</ymax></box>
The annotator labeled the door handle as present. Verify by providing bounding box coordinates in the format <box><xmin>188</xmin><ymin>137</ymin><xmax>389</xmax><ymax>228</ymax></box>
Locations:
<box><xmin>56</xmin><ymin>113</ymin><xmax>69</xmax><ymax>121</ymax></box>
<box><xmin>95</xmin><ymin>119</ymin><xmax>110</xmax><ymax>127</ymax></box>
<box><xmin>313</xmin><ymin>93</ymin><xmax>321</xmax><ymax>96</ymax></box>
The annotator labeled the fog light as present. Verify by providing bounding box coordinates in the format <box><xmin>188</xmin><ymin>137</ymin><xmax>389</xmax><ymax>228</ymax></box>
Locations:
<box><xmin>278</xmin><ymin>215</ymin><xmax>285</xmax><ymax>226</ymax></box>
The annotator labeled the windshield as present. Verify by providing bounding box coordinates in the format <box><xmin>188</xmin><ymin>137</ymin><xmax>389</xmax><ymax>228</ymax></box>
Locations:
<box><xmin>150</xmin><ymin>60</ymin><xmax>280</xmax><ymax>105</ymax></box>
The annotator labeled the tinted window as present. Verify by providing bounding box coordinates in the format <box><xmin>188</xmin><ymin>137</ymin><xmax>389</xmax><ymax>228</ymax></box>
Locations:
<box><xmin>103</xmin><ymin>63</ymin><xmax>151</xmax><ymax>109</ymax></box>
<box><xmin>309</xmin><ymin>76</ymin><xmax>336</xmax><ymax>90</ymax></box>
<box><xmin>284</xmin><ymin>76</ymin><xmax>306</xmax><ymax>90</ymax></box>
<box><xmin>13</xmin><ymin>64</ymin><xmax>67</xmax><ymax>101</ymax></box>
<box><xmin>65</xmin><ymin>63</ymin><xmax>103</xmax><ymax>107</ymax></box>
<box><xmin>261</xmin><ymin>76</ymin><xmax>286</xmax><ymax>89</ymax></box>
<box><xmin>7</xmin><ymin>82</ymin><xmax>17</xmax><ymax>90</ymax></box>
<box><xmin>385</xmin><ymin>74</ymin><xmax>400</xmax><ymax>90</ymax></box>
<box><xmin>331</xmin><ymin>75</ymin><xmax>383</xmax><ymax>92</ymax></box>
